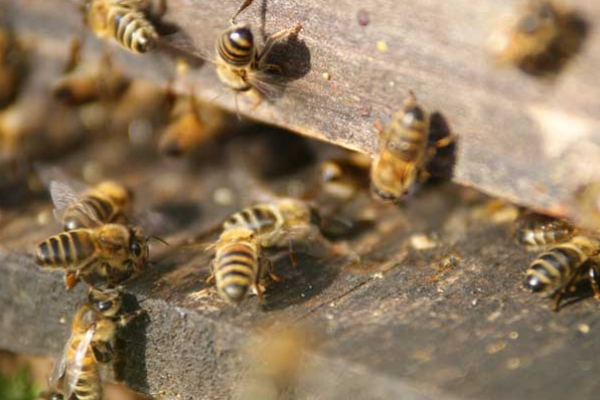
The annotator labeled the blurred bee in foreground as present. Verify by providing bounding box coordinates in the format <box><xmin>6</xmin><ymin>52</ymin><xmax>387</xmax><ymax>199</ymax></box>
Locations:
<box><xmin>53</xmin><ymin>39</ymin><xmax>130</xmax><ymax>107</ymax></box>
<box><xmin>35</xmin><ymin>223</ymin><xmax>153</xmax><ymax>290</ymax></box>
<box><xmin>515</xmin><ymin>212</ymin><xmax>600</xmax><ymax>310</ymax></box>
<box><xmin>49</xmin><ymin>288</ymin><xmax>142</xmax><ymax>400</ymax></box>
<box><xmin>215</xmin><ymin>0</ymin><xmax>302</xmax><ymax>108</ymax></box>
<box><xmin>235</xmin><ymin>325</ymin><xmax>311</xmax><ymax>400</ymax></box>
<box><xmin>488</xmin><ymin>0</ymin><xmax>587</xmax><ymax>76</ymax></box>
<box><xmin>48</xmin><ymin>179</ymin><xmax>134</xmax><ymax>231</ymax></box>
<box><xmin>158</xmin><ymin>89</ymin><xmax>227</xmax><ymax>157</ymax></box>
<box><xmin>370</xmin><ymin>92</ymin><xmax>452</xmax><ymax>202</ymax></box>
<box><xmin>83</xmin><ymin>0</ymin><xmax>163</xmax><ymax>54</ymax></box>
<box><xmin>0</xmin><ymin>16</ymin><xmax>28</xmax><ymax>110</ymax></box>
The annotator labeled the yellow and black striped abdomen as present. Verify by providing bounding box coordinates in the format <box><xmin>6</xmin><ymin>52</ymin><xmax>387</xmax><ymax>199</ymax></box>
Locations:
<box><xmin>526</xmin><ymin>242</ymin><xmax>589</xmax><ymax>293</ymax></box>
<box><xmin>35</xmin><ymin>231</ymin><xmax>96</xmax><ymax>269</ymax></box>
<box><xmin>63</xmin><ymin>194</ymin><xmax>117</xmax><ymax>231</ymax></box>
<box><xmin>223</xmin><ymin>205</ymin><xmax>278</xmax><ymax>236</ymax></box>
<box><xmin>66</xmin><ymin>338</ymin><xmax>101</xmax><ymax>400</ymax></box>
<box><xmin>385</xmin><ymin>105</ymin><xmax>429</xmax><ymax>163</ymax></box>
<box><xmin>215</xmin><ymin>242</ymin><xmax>259</xmax><ymax>304</ymax></box>
<box><xmin>107</xmin><ymin>4</ymin><xmax>157</xmax><ymax>53</ymax></box>
<box><xmin>218</xmin><ymin>26</ymin><xmax>255</xmax><ymax>67</ymax></box>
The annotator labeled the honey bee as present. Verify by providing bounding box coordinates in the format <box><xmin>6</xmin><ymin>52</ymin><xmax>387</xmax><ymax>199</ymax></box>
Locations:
<box><xmin>488</xmin><ymin>1</ymin><xmax>584</xmax><ymax>75</ymax></box>
<box><xmin>158</xmin><ymin>90</ymin><xmax>226</xmax><ymax>157</ymax></box>
<box><xmin>49</xmin><ymin>287</ymin><xmax>142</xmax><ymax>400</ymax></box>
<box><xmin>370</xmin><ymin>92</ymin><xmax>451</xmax><ymax>202</ymax></box>
<box><xmin>0</xmin><ymin>17</ymin><xmax>27</xmax><ymax>110</ymax></box>
<box><xmin>319</xmin><ymin>152</ymin><xmax>371</xmax><ymax>202</ymax></box>
<box><xmin>525</xmin><ymin>234</ymin><xmax>600</xmax><ymax>310</ymax></box>
<box><xmin>34</xmin><ymin>223</ymin><xmax>150</xmax><ymax>290</ymax></box>
<box><xmin>514</xmin><ymin>211</ymin><xmax>574</xmax><ymax>250</ymax></box>
<box><xmin>209</xmin><ymin>227</ymin><xmax>271</xmax><ymax>305</ymax></box>
<box><xmin>53</xmin><ymin>44</ymin><xmax>130</xmax><ymax>107</ymax></box>
<box><xmin>223</xmin><ymin>197</ymin><xmax>324</xmax><ymax>266</ymax></box>
<box><xmin>49</xmin><ymin>179</ymin><xmax>134</xmax><ymax>231</ymax></box>
<box><xmin>215</xmin><ymin>0</ymin><xmax>302</xmax><ymax>107</ymax></box>
<box><xmin>83</xmin><ymin>0</ymin><xmax>161</xmax><ymax>54</ymax></box>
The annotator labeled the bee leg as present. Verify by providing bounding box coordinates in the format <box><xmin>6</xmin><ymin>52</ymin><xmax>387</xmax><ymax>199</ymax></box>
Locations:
<box><xmin>253</xmin><ymin>282</ymin><xmax>266</xmax><ymax>301</ymax></box>
<box><xmin>550</xmin><ymin>290</ymin><xmax>565</xmax><ymax>312</ymax></box>
<box><xmin>63</xmin><ymin>36</ymin><xmax>82</xmax><ymax>74</ymax></box>
<box><xmin>247</xmin><ymin>89</ymin><xmax>263</xmax><ymax>110</ymax></box>
<box><xmin>64</xmin><ymin>272</ymin><xmax>79</xmax><ymax>291</ymax></box>
<box><xmin>205</xmin><ymin>260</ymin><xmax>216</xmax><ymax>284</ymax></box>
<box><xmin>117</xmin><ymin>310</ymin><xmax>145</xmax><ymax>328</ymax></box>
<box><xmin>257</xmin><ymin>24</ymin><xmax>303</xmax><ymax>65</ymax></box>
<box><xmin>588</xmin><ymin>265</ymin><xmax>600</xmax><ymax>300</ymax></box>
<box><xmin>288</xmin><ymin>239</ymin><xmax>298</xmax><ymax>268</ymax></box>
<box><xmin>433</xmin><ymin>135</ymin><xmax>455</xmax><ymax>149</ymax></box>
<box><xmin>92</xmin><ymin>341</ymin><xmax>115</xmax><ymax>364</ymax></box>
<box><xmin>264</xmin><ymin>258</ymin><xmax>280</xmax><ymax>282</ymax></box>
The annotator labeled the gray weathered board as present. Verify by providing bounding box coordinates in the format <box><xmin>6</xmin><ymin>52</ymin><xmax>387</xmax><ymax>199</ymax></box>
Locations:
<box><xmin>6</xmin><ymin>0</ymin><xmax>600</xmax><ymax>222</ymax></box>
<box><xmin>2</xmin><ymin>133</ymin><xmax>600</xmax><ymax>400</ymax></box>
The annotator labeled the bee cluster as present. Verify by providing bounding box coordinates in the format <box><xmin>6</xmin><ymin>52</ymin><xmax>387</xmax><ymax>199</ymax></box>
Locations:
<box><xmin>0</xmin><ymin>0</ymin><xmax>595</xmax><ymax>399</ymax></box>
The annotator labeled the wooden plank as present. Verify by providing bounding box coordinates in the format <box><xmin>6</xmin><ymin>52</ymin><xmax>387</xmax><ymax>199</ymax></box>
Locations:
<box><xmin>5</xmin><ymin>0</ymin><xmax>600</xmax><ymax>223</ymax></box>
<box><xmin>2</xmin><ymin>132</ymin><xmax>600</xmax><ymax>400</ymax></box>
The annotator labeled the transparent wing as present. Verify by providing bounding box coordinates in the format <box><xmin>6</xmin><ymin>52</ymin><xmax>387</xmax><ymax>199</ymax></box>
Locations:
<box><xmin>49</xmin><ymin>333</ymin><xmax>74</xmax><ymax>390</ymax></box>
<box><xmin>49</xmin><ymin>181</ymin><xmax>104</xmax><ymax>228</ymax></box>
<box><xmin>64</xmin><ymin>327</ymin><xmax>95</xmax><ymax>400</ymax></box>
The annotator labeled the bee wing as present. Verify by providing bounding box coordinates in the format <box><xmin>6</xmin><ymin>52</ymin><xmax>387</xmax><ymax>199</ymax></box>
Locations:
<box><xmin>64</xmin><ymin>327</ymin><xmax>96</xmax><ymax>400</ymax></box>
<box><xmin>49</xmin><ymin>333</ymin><xmax>74</xmax><ymax>389</ymax></box>
<box><xmin>49</xmin><ymin>181</ymin><xmax>104</xmax><ymax>228</ymax></box>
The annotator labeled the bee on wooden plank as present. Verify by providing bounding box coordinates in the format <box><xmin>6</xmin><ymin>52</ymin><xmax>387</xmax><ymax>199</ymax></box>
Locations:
<box><xmin>515</xmin><ymin>212</ymin><xmax>600</xmax><ymax>310</ymax></box>
<box><xmin>34</xmin><ymin>223</ymin><xmax>152</xmax><ymax>290</ymax></box>
<box><xmin>514</xmin><ymin>211</ymin><xmax>574</xmax><ymax>250</ymax></box>
<box><xmin>370</xmin><ymin>92</ymin><xmax>452</xmax><ymax>202</ymax></box>
<box><xmin>319</xmin><ymin>152</ymin><xmax>371</xmax><ymax>202</ymax></box>
<box><xmin>49</xmin><ymin>288</ymin><xmax>142</xmax><ymax>400</ymax></box>
<box><xmin>488</xmin><ymin>0</ymin><xmax>587</xmax><ymax>76</ymax></box>
<box><xmin>83</xmin><ymin>0</ymin><xmax>163</xmax><ymax>54</ymax></box>
<box><xmin>214</xmin><ymin>0</ymin><xmax>302</xmax><ymax>108</ymax></box>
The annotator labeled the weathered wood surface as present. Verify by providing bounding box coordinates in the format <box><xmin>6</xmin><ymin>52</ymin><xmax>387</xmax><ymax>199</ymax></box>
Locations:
<box><xmin>2</xmin><ymin>132</ymin><xmax>600</xmax><ymax>400</ymax></box>
<box><xmin>6</xmin><ymin>0</ymin><xmax>600</xmax><ymax>223</ymax></box>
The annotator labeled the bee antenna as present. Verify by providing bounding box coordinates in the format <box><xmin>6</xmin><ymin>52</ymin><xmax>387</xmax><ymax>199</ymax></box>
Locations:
<box><xmin>147</xmin><ymin>235</ymin><xmax>169</xmax><ymax>246</ymax></box>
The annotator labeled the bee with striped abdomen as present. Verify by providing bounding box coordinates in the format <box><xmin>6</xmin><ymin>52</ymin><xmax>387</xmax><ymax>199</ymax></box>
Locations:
<box><xmin>525</xmin><ymin>234</ymin><xmax>600</xmax><ymax>310</ymax></box>
<box><xmin>215</xmin><ymin>0</ymin><xmax>302</xmax><ymax>107</ymax></box>
<box><xmin>370</xmin><ymin>92</ymin><xmax>451</xmax><ymax>202</ymax></box>
<box><xmin>514</xmin><ymin>211</ymin><xmax>575</xmax><ymax>250</ymax></box>
<box><xmin>49</xmin><ymin>179</ymin><xmax>133</xmax><ymax>231</ymax></box>
<box><xmin>84</xmin><ymin>0</ymin><xmax>161</xmax><ymax>54</ymax></box>
<box><xmin>34</xmin><ymin>223</ymin><xmax>150</xmax><ymax>290</ymax></box>
<box><xmin>223</xmin><ymin>197</ymin><xmax>324</xmax><ymax>267</ymax></box>
<box><xmin>49</xmin><ymin>287</ymin><xmax>142</xmax><ymax>400</ymax></box>
<box><xmin>209</xmin><ymin>227</ymin><xmax>271</xmax><ymax>305</ymax></box>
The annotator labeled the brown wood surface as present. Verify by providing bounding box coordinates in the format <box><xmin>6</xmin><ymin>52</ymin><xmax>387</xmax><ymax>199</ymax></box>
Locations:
<box><xmin>6</xmin><ymin>0</ymin><xmax>600</xmax><ymax>223</ymax></box>
<box><xmin>2</xmin><ymin>131</ymin><xmax>600</xmax><ymax>400</ymax></box>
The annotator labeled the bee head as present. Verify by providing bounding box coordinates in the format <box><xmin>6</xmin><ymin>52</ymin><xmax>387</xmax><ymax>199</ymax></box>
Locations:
<box><xmin>89</xmin><ymin>287</ymin><xmax>123</xmax><ymax>317</ymax></box>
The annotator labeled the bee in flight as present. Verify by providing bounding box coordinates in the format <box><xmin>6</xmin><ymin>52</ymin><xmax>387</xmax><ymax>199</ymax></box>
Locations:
<box><xmin>35</xmin><ymin>223</ymin><xmax>152</xmax><ymax>290</ymax></box>
<box><xmin>83</xmin><ymin>0</ymin><xmax>163</xmax><ymax>54</ymax></box>
<box><xmin>515</xmin><ymin>212</ymin><xmax>600</xmax><ymax>310</ymax></box>
<box><xmin>49</xmin><ymin>287</ymin><xmax>142</xmax><ymax>400</ymax></box>
<box><xmin>215</xmin><ymin>0</ymin><xmax>302</xmax><ymax>108</ymax></box>
<box><xmin>488</xmin><ymin>0</ymin><xmax>585</xmax><ymax>75</ymax></box>
<box><xmin>370</xmin><ymin>92</ymin><xmax>452</xmax><ymax>202</ymax></box>
<box><xmin>49</xmin><ymin>179</ymin><xmax>134</xmax><ymax>232</ymax></box>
